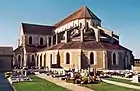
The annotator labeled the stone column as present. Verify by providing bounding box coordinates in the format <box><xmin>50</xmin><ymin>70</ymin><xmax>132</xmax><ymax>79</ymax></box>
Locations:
<box><xmin>35</xmin><ymin>35</ymin><xmax>38</xmax><ymax>45</ymax></box>
<box><xmin>94</xmin><ymin>28</ymin><xmax>100</xmax><ymax>42</ymax></box>
<box><xmin>65</xmin><ymin>31</ymin><xmax>68</xmax><ymax>43</ymax></box>
<box><xmin>46</xmin><ymin>36</ymin><xmax>49</xmax><ymax>47</ymax></box>
<box><xmin>42</xmin><ymin>55</ymin><xmax>44</xmax><ymax>67</ymax></box>
<box><xmin>55</xmin><ymin>53</ymin><xmax>57</xmax><ymax>64</ymax></box>
<box><xmin>78</xmin><ymin>54</ymin><xmax>81</xmax><ymax>70</ymax></box>
<box><xmin>35</xmin><ymin>55</ymin><xmax>37</xmax><ymax>67</ymax></box>
<box><xmin>23</xmin><ymin>54</ymin><xmax>27</xmax><ymax>67</ymax></box>
<box><xmin>80</xmin><ymin>29</ymin><xmax>84</xmax><ymax>42</ymax></box>
<box><xmin>38</xmin><ymin>54</ymin><xmax>40</xmax><ymax>68</ymax></box>
<box><xmin>48</xmin><ymin>54</ymin><xmax>52</xmax><ymax>69</ymax></box>
<box><xmin>56</xmin><ymin>33</ymin><xmax>58</xmax><ymax>44</ymax></box>
<box><xmin>103</xmin><ymin>51</ymin><xmax>107</xmax><ymax>69</ymax></box>
<box><xmin>51</xmin><ymin>36</ymin><xmax>53</xmax><ymax>46</ymax></box>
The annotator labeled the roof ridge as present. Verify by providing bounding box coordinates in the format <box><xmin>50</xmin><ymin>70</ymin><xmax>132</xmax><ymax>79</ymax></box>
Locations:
<box><xmin>86</xmin><ymin>7</ymin><xmax>101</xmax><ymax>21</ymax></box>
<box><xmin>58</xmin><ymin>43</ymin><xmax>66</xmax><ymax>50</ymax></box>
<box><xmin>54</xmin><ymin>7</ymin><xmax>83</xmax><ymax>27</ymax></box>
<box><xmin>98</xmin><ymin>42</ymin><xmax>106</xmax><ymax>49</ymax></box>
<box><xmin>22</xmin><ymin>22</ymin><xmax>54</xmax><ymax>27</ymax></box>
<box><xmin>54</xmin><ymin>6</ymin><xmax>101</xmax><ymax>28</ymax></box>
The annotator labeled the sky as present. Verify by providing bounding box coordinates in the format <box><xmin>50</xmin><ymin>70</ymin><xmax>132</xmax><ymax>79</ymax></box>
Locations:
<box><xmin>0</xmin><ymin>0</ymin><xmax>140</xmax><ymax>58</ymax></box>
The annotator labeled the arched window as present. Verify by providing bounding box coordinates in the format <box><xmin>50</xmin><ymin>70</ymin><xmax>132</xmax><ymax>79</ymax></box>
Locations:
<box><xmin>44</xmin><ymin>54</ymin><xmax>46</xmax><ymax>67</ymax></box>
<box><xmin>50</xmin><ymin>54</ymin><xmax>52</xmax><ymax>67</ymax></box>
<box><xmin>80</xmin><ymin>23</ymin><xmax>82</xmax><ymax>28</ymax></box>
<box><xmin>90</xmin><ymin>52</ymin><xmax>94</xmax><ymax>64</ymax></box>
<box><xmin>66</xmin><ymin>52</ymin><xmax>70</xmax><ymax>64</ymax></box>
<box><xmin>57</xmin><ymin>53</ymin><xmax>60</xmax><ymax>67</ymax></box>
<box><xmin>40</xmin><ymin>55</ymin><xmax>42</xmax><ymax>67</ymax></box>
<box><xmin>40</xmin><ymin>37</ymin><xmax>43</xmax><ymax>45</ymax></box>
<box><xmin>29</xmin><ymin>36</ymin><xmax>32</xmax><ymax>44</ymax></box>
<box><xmin>85</xmin><ymin>22</ymin><xmax>89</xmax><ymax>30</ymax></box>
<box><xmin>49</xmin><ymin>37</ymin><xmax>51</xmax><ymax>46</ymax></box>
<box><xmin>31</xmin><ymin>55</ymin><xmax>34</xmax><ymax>61</ymax></box>
<box><xmin>113</xmin><ymin>53</ymin><xmax>116</xmax><ymax>65</ymax></box>
<box><xmin>18</xmin><ymin>55</ymin><xmax>21</xmax><ymax>66</ymax></box>
<box><xmin>31</xmin><ymin>55</ymin><xmax>35</xmax><ymax>66</ymax></box>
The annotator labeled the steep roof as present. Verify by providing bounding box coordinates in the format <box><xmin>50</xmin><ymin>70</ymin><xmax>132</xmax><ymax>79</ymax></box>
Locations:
<box><xmin>54</xmin><ymin>6</ymin><xmax>101</xmax><ymax>28</ymax></box>
<box><xmin>22</xmin><ymin>23</ymin><xmax>55</xmax><ymax>35</ymax></box>
<box><xmin>38</xmin><ymin>41</ymin><xmax>131</xmax><ymax>52</ymax></box>
<box><xmin>25</xmin><ymin>44</ymin><xmax>49</xmax><ymax>52</ymax></box>
<box><xmin>14</xmin><ymin>45</ymin><xmax>46</xmax><ymax>53</ymax></box>
<box><xmin>14</xmin><ymin>46</ymin><xmax>23</xmax><ymax>53</ymax></box>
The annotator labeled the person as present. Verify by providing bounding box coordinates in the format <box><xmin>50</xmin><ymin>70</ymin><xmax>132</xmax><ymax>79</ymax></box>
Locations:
<box><xmin>96</xmin><ymin>76</ymin><xmax>101</xmax><ymax>81</ymax></box>
<box><xmin>74</xmin><ymin>73</ymin><xmax>81</xmax><ymax>84</ymax></box>
<box><xmin>68</xmin><ymin>68</ymin><xmax>71</xmax><ymax>72</ymax></box>
<box><xmin>46</xmin><ymin>66</ymin><xmax>49</xmax><ymax>72</ymax></box>
<box><xmin>80</xmin><ymin>70</ymin><xmax>85</xmax><ymax>77</ymax></box>
<box><xmin>70</xmin><ymin>72</ymin><xmax>74</xmax><ymax>78</ymax></box>
<box><xmin>72</xmin><ymin>68</ymin><xmax>75</xmax><ymax>72</ymax></box>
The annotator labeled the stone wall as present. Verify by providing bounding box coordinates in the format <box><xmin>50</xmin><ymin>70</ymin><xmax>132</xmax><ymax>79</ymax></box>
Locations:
<box><xmin>82</xmin><ymin>50</ymin><xmax>104</xmax><ymax>70</ymax></box>
<box><xmin>107</xmin><ymin>50</ymin><xmax>133</xmax><ymax>70</ymax></box>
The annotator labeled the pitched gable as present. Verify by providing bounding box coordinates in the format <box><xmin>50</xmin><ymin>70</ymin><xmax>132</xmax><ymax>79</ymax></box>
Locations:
<box><xmin>54</xmin><ymin>6</ymin><xmax>101</xmax><ymax>28</ymax></box>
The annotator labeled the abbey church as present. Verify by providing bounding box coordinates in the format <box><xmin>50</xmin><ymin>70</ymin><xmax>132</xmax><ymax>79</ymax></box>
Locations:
<box><xmin>13</xmin><ymin>6</ymin><xmax>134</xmax><ymax>71</ymax></box>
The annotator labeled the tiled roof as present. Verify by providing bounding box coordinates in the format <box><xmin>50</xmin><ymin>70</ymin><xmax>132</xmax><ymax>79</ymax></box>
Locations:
<box><xmin>25</xmin><ymin>45</ymin><xmax>46</xmax><ymax>52</ymax></box>
<box><xmin>22</xmin><ymin>23</ymin><xmax>55</xmax><ymax>35</ymax></box>
<box><xmin>0</xmin><ymin>47</ymin><xmax>13</xmax><ymax>55</ymax></box>
<box><xmin>39</xmin><ymin>41</ymin><xmax>131</xmax><ymax>51</ymax></box>
<box><xmin>39</xmin><ymin>43</ymin><xmax>65</xmax><ymax>51</ymax></box>
<box><xmin>14</xmin><ymin>45</ymin><xmax>47</xmax><ymax>53</ymax></box>
<box><xmin>54</xmin><ymin>6</ymin><xmax>101</xmax><ymax>28</ymax></box>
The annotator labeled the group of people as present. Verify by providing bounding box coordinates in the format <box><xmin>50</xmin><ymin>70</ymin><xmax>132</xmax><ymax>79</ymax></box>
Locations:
<box><xmin>65</xmin><ymin>68</ymin><xmax>101</xmax><ymax>84</ymax></box>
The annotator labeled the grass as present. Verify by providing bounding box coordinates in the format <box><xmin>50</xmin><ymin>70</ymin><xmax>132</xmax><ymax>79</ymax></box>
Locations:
<box><xmin>105</xmin><ymin>77</ymin><xmax>140</xmax><ymax>86</ymax></box>
<box><xmin>82</xmin><ymin>82</ymin><xmax>140</xmax><ymax>91</ymax></box>
<box><xmin>12</xmin><ymin>75</ymin><xmax>70</xmax><ymax>91</ymax></box>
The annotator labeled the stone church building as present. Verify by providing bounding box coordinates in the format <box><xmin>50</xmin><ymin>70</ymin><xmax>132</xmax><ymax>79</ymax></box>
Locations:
<box><xmin>14</xmin><ymin>6</ymin><xmax>134</xmax><ymax>71</ymax></box>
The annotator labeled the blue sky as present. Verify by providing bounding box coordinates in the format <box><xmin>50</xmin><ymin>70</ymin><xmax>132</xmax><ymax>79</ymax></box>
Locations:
<box><xmin>0</xmin><ymin>0</ymin><xmax>140</xmax><ymax>58</ymax></box>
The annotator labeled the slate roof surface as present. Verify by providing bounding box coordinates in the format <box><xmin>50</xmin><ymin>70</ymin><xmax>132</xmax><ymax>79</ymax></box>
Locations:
<box><xmin>38</xmin><ymin>41</ymin><xmax>131</xmax><ymax>52</ymax></box>
<box><xmin>22</xmin><ymin>23</ymin><xmax>55</xmax><ymax>35</ymax></box>
<box><xmin>54</xmin><ymin>6</ymin><xmax>101</xmax><ymax>28</ymax></box>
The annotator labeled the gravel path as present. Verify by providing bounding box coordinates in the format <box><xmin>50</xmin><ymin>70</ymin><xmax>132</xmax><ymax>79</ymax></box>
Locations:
<box><xmin>102</xmin><ymin>79</ymin><xmax>140</xmax><ymax>90</ymax></box>
<box><xmin>37</xmin><ymin>74</ymin><xmax>93</xmax><ymax>91</ymax></box>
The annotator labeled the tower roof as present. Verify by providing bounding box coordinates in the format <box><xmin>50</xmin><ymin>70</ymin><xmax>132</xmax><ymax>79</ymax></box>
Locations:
<box><xmin>54</xmin><ymin>6</ymin><xmax>101</xmax><ymax>28</ymax></box>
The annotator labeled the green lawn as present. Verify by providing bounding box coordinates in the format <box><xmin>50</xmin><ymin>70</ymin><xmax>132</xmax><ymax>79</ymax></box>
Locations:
<box><xmin>82</xmin><ymin>82</ymin><xmax>140</xmax><ymax>91</ymax></box>
<box><xmin>105</xmin><ymin>77</ymin><xmax>140</xmax><ymax>86</ymax></box>
<box><xmin>13</xmin><ymin>75</ymin><xmax>70</xmax><ymax>91</ymax></box>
